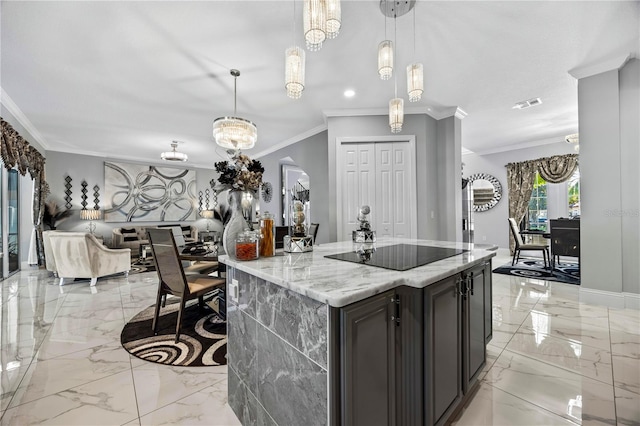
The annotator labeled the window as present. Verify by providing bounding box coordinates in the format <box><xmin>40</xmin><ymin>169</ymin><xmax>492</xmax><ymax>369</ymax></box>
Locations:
<box><xmin>568</xmin><ymin>168</ymin><xmax>580</xmax><ymax>217</ymax></box>
<box><xmin>528</xmin><ymin>172</ymin><xmax>548</xmax><ymax>231</ymax></box>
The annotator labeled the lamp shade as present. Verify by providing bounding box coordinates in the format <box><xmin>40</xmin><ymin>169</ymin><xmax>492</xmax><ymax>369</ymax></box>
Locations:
<box><xmin>378</xmin><ymin>40</ymin><xmax>393</xmax><ymax>80</ymax></box>
<box><xmin>304</xmin><ymin>0</ymin><xmax>326</xmax><ymax>51</ymax></box>
<box><xmin>407</xmin><ymin>63</ymin><xmax>423</xmax><ymax>102</ymax></box>
<box><xmin>285</xmin><ymin>46</ymin><xmax>306</xmax><ymax>99</ymax></box>
<box><xmin>80</xmin><ymin>209</ymin><xmax>101</xmax><ymax>221</ymax></box>
<box><xmin>213</xmin><ymin>117</ymin><xmax>257</xmax><ymax>150</ymax></box>
<box><xmin>325</xmin><ymin>0</ymin><xmax>341</xmax><ymax>39</ymax></box>
<box><xmin>200</xmin><ymin>210</ymin><xmax>214</xmax><ymax>219</ymax></box>
<box><xmin>389</xmin><ymin>98</ymin><xmax>404</xmax><ymax>133</ymax></box>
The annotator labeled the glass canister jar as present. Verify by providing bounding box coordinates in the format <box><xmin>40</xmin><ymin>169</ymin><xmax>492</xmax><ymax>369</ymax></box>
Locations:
<box><xmin>259</xmin><ymin>212</ymin><xmax>275</xmax><ymax>257</ymax></box>
<box><xmin>235</xmin><ymin>230</ymin><xmax>260</xmax><ymax>261</ymax></box>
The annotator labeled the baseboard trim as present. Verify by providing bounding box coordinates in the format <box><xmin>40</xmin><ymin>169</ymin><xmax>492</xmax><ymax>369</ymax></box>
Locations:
<box><xmin>580</xmin><ymin>287</ymin><xmax>640</xmax><ymax>310</ymax></box>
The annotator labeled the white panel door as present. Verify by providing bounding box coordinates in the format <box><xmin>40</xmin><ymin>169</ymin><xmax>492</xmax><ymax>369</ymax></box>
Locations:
<box><xmin>339</xmin><ymin>139</ymin><xmax>415</xmax><ymax>240</ymax></box>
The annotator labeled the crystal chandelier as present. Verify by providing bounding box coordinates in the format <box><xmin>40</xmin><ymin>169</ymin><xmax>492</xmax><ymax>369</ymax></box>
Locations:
<box><xmin>389</xmin><ymin>98</ymin><xmax>404</xmax><ymax>133</ymax></box>
<box><xmin>325</xmin><ymin>0</ymin><xmax>341</xmax><ymax>39</ymax></box>
<box><xmin>304</xmin><ymin>0</ymin><xmax>326</xmax><ymax>51</ymax></box>
<box><xmin>212</xmin><ymin>69</ymin><xmax>257</xmax><ymax>150</ymax></box>
<box><xmin>161</xmin><ymin>141</ymin><xmax>188</xmax><ymax>162</ymax></box>
<box><xmin>378</xmin><ymin>40</ymin><xmax>393</xmax><ymax>80</ymax></box>
<box><xmin>285</xmin><ymin>0</ymin><xmax>306</xmax><ymax>99</ymax></box>
<box><xmin>407</xmin><ymin>7</ymin><xmax>423</xmax><ymax>102</ymax></box>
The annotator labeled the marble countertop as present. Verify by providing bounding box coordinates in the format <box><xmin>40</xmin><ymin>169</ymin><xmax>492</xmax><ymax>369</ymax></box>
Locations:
<box><xmin>220</xmin><ymin>238</ymin><xmax>497</xmax><ymax>308</ymax></box>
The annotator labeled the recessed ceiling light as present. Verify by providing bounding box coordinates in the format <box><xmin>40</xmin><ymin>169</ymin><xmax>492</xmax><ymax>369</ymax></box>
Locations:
<box><xmin>512</xmin><ymin>97</ymin><xmax>542</xmax><ymax>109</ymax></box>
<box><xmin>344</xmin><ymin>89</ymin><xmax>355</xmax><ymax>98</ymax></box>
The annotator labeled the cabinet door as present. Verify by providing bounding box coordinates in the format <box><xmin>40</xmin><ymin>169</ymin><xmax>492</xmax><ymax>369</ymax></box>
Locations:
<box><xmin>464</xmin><ymin>264</ymin><xmax>487</xmax><ymax>393</ymax></box>
<box><xmin>424</xmin><ymin>276</ymin><xmax>462</xmax><ymax>426</ymax></box>
<box><xmin>484</xmin><ymin>260</ymin><xmax>493</xmax><ymax>344</ymax></box>
<box><xmin>341</xmin><ymin>290</ymin><xmax>396</xmax><ymax>426</ymax></box>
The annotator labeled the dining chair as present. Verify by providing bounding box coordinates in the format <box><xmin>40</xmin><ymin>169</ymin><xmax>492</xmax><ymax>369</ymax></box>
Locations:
<box><xmin>309</xmin><ymin>223</ymin><xmax>319</xmax><ymax>245</ymax></box>
<box><xmin>508</xmin><ymin>218</ymin><xmax>550</xmax><ymax>268</ymax></box>
<box><xmin>147</xmin><ymin>228</ymin><xmax>225</xmax><ymax>343</ymax></box>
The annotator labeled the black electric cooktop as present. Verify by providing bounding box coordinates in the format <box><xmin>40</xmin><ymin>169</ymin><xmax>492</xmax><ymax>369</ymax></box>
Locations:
<box><xmin>325</xmin><ymin>244</ymin><xmax>468</xmax><ymax>271</ymax></box>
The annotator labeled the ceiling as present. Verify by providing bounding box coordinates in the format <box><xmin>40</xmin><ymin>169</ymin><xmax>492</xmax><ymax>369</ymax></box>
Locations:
<box><xmin>1</xmin><ymin>1</ymin><xmax>638</xmax><ymax>168</ymax></box>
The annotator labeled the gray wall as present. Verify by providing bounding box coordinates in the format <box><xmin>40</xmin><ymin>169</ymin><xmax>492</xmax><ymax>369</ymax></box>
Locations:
<box><xmin>437</xmin><ymin>116</ymin><xmax>462</xmax><ymax>241</ymax></box>
<box><xmin>1</xmin><ymin>107</ymin><xmax>47</xmax><ymax>268</ymax></box>
<box><xmin>578</xmin><ymin>58</ymin><xmax>639</xmax><ymax>295</ymax></box>
<box><xmin>256</xmin><ymin>131</ymin><xmax>329</xmax><ymax>245</ymax></box>
<box><xmin>45</xmin><ymin>151</ymin><xmax>219</xmax><ymax>246</ymax></box>
<box><xmin>327</xmin><ymin>113</ymin><xmax>448</xmax><ymax>242</ymax></box>
<box><xmin>463</xmin><ymin>142</ymin><xmax>576</xmax><ymax>250</ymax></box>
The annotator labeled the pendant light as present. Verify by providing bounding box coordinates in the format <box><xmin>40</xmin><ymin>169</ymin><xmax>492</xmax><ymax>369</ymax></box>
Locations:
<box><xmin>304</xmin><ymin>0</ymin><xmax>326</xmax><ymax>51</ymax></box>
<box><xmin>285</xmin><ymin>0</ymin><xmax>306</xmax><ymax>99</ymax></box>
<box><xmin>212</xmin><ymin>69</ymin><xmax>257</xmax><ymax>150</ymax></box>
<box><xmin>325</xmin><ymin>0</ymin><xmax>341</xmax><ymax>39</ymax></box>
<box><xmin>389</xmin><ymin>15</ymin><xmax>403</xmax><ymax>133</ymax></box>
<box><xmin>407</xmin><ymin>7</ymin><xmax>423</xmax><ymax>102</ymax></box>
<box><xmin>378</xmin><ymin>14</ymin><xmax>393</xmax><ymax>80</ymax></box>
<box><xmin>161</xmin><ymin>141</ymin><xmax>188</xmax><ymax>162</ymax></box>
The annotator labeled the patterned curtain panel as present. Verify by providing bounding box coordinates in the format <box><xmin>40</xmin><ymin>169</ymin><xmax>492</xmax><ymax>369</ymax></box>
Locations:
<box><xmin>536</xmin><ymin>154</ymin><xmax>579</xmax><ymax>184</ymax></box>
<box><xmin>506</xmin><ymin>160</ymin><xmax>537</xmax><ymax>255</ymax></box>
<box><xmin>1</xmin><ymin>117</ymin><xmax>49</xmax><ymax>265</ymax></box>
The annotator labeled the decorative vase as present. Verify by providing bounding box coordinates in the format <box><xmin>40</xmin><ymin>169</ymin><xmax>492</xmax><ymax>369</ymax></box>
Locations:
<box><xmin>222</xmin><ymin>190</ymin><xmax>250</xmax><ymax>260</ymax></box>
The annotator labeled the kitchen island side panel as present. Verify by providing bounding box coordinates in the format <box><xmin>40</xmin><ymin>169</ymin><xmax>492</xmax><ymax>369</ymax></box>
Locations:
<box><xmin>227</xmin><ymin>266</ymin><xmax>329</xmax><ymax>426</ymax></box>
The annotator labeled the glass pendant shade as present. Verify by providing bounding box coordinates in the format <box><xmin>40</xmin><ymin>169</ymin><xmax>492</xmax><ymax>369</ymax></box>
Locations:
<box><xmin>325</xmin><ymin>0</ymin><xmax>341</xmax><ymax>39</ymax></box>
<box><xmin>304</xmin><ymin>0</ymin><xmax>326</xmax><ymax>51</ymax></box>
<box><xmin>213</xmin><ymin>69</ymin><xmax>257</xmax><ymax>150</ymax></box>
<box><xmin>212</xmin><ymin>117</ymin><xmax>257</xmax><ymax>150</ymax></box>
<box><xmin>161</xmin><ymin>142</ymin><xmax>188</xmax><ymax>162</ymax></box>
<box><xmin>285</xmin><ymin>46</ymin><xmax>306</xmax><ymax>99</ymax></box>
<box><xmin>389</xmin><ymin>98</ymin><xmax>404</xmax><ymax>133</ymax></box>
<box><xmin>407</xmin><ymin>63</ymin><xmax>424</xmax><ymax>102</ymax></box>
<box><xmin>378</xmin><ymin>40</ymin><xmax>393</xmax><ymax>80</ymax></box>
<box><xmin>80</xmin><ymin>209</ymin><xmax>101</xmax><ymax>221</ymax></box>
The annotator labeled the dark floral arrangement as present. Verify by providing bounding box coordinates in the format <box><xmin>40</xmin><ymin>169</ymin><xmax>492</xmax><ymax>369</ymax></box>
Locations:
<box><xmin>214</xmin><ymin>151</ymin><xmax>264</xmax><ymax>192</ymax></box>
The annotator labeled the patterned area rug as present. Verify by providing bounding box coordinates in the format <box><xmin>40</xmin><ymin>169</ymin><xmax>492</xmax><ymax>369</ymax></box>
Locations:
<box><xmin>493</xmin><ymin>259</ymin><xmax>580</xmax><ymax>285</ymax></box>
<box><xmin>120</xmin><ymin>297</ymin><xmax>227</xmax><ymax>367</ymax></box>
<box><xmin>129</xmin><ymin>258</ymin><xmax>156</xmax><ymax>274</ymax></box>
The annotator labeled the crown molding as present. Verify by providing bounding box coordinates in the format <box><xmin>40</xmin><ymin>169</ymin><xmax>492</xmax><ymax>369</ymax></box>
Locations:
<box><xmin>323</xmin><ymin>105</ymin><xmax>468</xmax><ymax>122</ymax></box>
<box><xmin>467</xmin><ymin>135</ymin><xmax>568</xmax><ymax>156</ymax></box>
<box><xmin>0</xmin><ymin>87</ymin><xmax>50</xmax><ymax>150</ymax></box>
<box><xmin>251</xmin><ymin>124</ymin><xmax>328</xmax><ymax>160</ymax></box>
<box><xmin>568</xmin><ymin>53</ymin><xmax>633</xmax><ymax>80</ymax></box>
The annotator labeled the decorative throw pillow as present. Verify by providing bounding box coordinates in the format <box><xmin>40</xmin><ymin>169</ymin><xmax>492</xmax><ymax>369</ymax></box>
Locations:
<box><xmin>181</xmin><ymin>226</ymin><xmax>192</xmax><ymax>238</ymax></box>
<box><xmin>121</xmin><ymin>227</ymin><xmax>138</xmax><ymax>242</ymax></box>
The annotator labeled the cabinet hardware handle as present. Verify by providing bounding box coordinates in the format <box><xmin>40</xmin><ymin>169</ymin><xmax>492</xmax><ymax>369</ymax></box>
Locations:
<box><xmin>466</xmin><ymin>275</ymin><xmax>474</xmax><ymax>296</ymax></box>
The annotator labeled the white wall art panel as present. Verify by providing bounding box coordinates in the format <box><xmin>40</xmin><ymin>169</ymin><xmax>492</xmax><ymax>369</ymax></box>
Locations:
<box><xmin>104</xmin><ymin>161</ymin><xmax>197</xmax><ymax>222</ymax></box>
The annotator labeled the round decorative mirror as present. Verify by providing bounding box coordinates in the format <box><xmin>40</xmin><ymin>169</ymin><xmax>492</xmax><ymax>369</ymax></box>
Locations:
<box><xmin>468</xmin><ymin>173</ymin><xmax>502</xmax><ymax>212</ymax></box>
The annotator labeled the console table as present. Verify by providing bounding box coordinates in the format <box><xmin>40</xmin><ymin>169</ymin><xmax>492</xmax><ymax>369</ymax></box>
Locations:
<box><xmin>549</xmin><ymin>219</ymin><xmax>580</xmax><ymax>270</ymax></box>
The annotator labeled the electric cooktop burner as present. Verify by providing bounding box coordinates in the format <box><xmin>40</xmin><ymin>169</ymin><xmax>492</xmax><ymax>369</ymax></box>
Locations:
<box><xmin>325</xmin><ymin>244</ymin><xmax>468</xmax><ymax>271</ymax></box>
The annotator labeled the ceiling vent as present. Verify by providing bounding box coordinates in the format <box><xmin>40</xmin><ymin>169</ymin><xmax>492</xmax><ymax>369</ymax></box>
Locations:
<box><xmin>512</xmin><ymin>98</ymin><xmax>542</xmax><ymax>110</ymax></box>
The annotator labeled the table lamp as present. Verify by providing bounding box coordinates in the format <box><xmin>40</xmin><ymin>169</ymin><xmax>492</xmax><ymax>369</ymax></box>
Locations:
<box><xmin>80</xmin><ymin>209</ymin><xmax>101</xmax><ymax>235</ymax></box>
<box><xmin>200</xmin><ymin>209</ymin><xmax>214</xmax><ymax>231</ymax></box>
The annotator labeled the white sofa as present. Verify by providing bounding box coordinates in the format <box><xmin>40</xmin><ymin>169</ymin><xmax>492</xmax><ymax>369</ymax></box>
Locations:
<box><xmin>112</xmin><ymin>224</ymin><xmax>198</xmax><ymax>254</ymax></box>
<box><xmin>47</xmin><ymin>232</ymin><xmax>131</xmax><ymax>286</ymax></box>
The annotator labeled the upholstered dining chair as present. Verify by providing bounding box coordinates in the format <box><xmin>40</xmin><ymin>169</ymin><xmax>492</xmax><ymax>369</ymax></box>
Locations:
<box><xmin>309</xmin><ymin>223</ymin><xmax>319</xmax><ymax>245</ymax></box>
<box><xmin>508</xmin><ymin>218</ymin><xmax>550</xmax><ymax>268</ymax></box>
<box><xmin>146</xmin><ymin>228</ymin><xmax>225</xmax><ymax>343</ymax></box>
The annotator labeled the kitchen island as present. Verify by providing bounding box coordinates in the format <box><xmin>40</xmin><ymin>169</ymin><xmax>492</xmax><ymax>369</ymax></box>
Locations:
<box><xmin>220</xmin><ymin>238</ymin><xmax>496</xmax><ymax>426</ymax></box>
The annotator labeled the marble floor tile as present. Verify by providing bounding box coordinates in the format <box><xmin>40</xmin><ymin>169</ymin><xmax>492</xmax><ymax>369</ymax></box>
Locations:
<box><xmin>0</xmin><ymin>366</ymin><xmax>30</xmax><ymax>412</ymax></box>
<box><xmin>609</xmin><ymin>308</ymin><xmax>640</xmax><ymax>334</ymax></box>
<box><xmin>614</xmin><ymin>387</ymin><xmax>640</xmax><ymax>426</ymax></box>
<box><xmin>506</xmin><ymin>329</ymin><xmax>613</xmax><ymax>385</ymax></box>
<box><xmin>8</xmin><ymin>341</ymin><xmax>132</xmax><ymax>408</ymax></box>
<box><xmin>139</xmin><ymin>379</ymin><xmax>241</xmax><ymax>426</ymax></box>
<box><xmin>533</xmin><ymin>297</ymin><xmax>610</xmax><ymax>329</ymax></box>
<box><xmin>484</xmin><ymin>349</ymin><xmax>616</xmax><ymax>425</ymax></box>
<box><xmin>520</xmin><ymin>311</ymin><xmax>612</xmax><ymax>351</ymax></box>
<box><xmin>453</xmin><ymin>383</ymin><xmax>578</xmax><ymax>426</ymax></box>
<box><xmin>132</xmin><ymin>363</ymin><xmax>228</xmax><ymax>416</ymax></box>
<box><xmin>610</xmin><ymin>328</ymin><xmax>640</xmax><ymax>358</ymax></box>
<box><xmin>612</xmin><ymin>353</ymin><xmax>640</xmax><ymax>394</ymax></box>
<box><xmin>0</xmin><ymin>370</ymin><xmax>138</xmax><ymax>425</ymax></box>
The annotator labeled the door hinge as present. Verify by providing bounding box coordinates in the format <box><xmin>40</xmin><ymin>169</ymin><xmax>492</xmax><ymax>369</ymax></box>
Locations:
<box><xmin>390</xmin><ymin>295</ymin><xmax>401</xmax><ymax>326</ymax></box>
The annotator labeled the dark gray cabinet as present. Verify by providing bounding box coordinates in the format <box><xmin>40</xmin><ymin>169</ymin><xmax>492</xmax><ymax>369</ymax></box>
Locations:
<box><xmin>340</xmin><ymin>290</ymin><xmax>397</xmax><ymax>426</ymax></box>
<box><xmin>333</xmin><ymin>260</ymin><xmax>492</xmax><ymax>426</ymax></box>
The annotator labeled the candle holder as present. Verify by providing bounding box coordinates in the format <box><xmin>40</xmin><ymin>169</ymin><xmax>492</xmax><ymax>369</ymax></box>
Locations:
<box><xmin>352</xmin><ymin>205</ymin><xmax>376</xmax><ymax>243</ymax></box>
<box><xmin>284</xmin><ymin>198</ymin><xmax>313</xmax><ymax>253</ymax></box>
